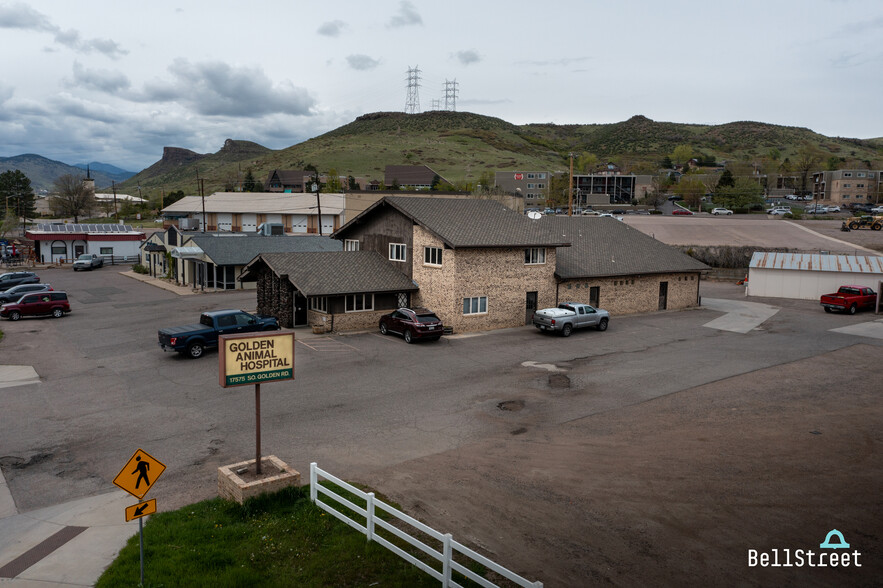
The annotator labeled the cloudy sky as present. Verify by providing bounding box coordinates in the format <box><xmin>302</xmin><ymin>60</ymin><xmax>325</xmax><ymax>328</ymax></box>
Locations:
<box><xmin>1</xmin><ymin>0</ymin><xmax>881</xmax><ymax>171</ymax></box>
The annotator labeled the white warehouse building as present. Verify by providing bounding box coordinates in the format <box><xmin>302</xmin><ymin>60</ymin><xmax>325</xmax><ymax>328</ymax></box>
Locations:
<box><xmin>747</xmin><ymin>252</ymin><xmax>883</xmax><ymax>301</ymax></box>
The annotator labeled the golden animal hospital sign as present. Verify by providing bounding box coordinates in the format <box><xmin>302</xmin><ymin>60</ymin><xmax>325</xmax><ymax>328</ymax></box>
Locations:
<box><xmin>219</xmin><ymin>331</ymin><xmax>294</xmax><ymax>388</ymax></box>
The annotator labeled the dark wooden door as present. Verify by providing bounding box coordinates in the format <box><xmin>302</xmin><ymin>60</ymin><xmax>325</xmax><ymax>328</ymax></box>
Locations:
<box><xmin>525</xmin><ymin>291</ymin><xmax>538</xmax><ymax>324</ymax></box>
<box><xmin>658</xmin><ymin>281</ymin><xmax>668</xmax><ymax>310</ymax></box>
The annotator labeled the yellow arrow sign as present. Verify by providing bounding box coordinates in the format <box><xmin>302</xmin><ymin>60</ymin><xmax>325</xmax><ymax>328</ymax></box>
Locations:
<box><xmin>125</xmin><ymin>498</ymin><xmax>157</xmax><ymax>522</ymax></box>
<box><xmin>113</xmin><ymin>449</ymin><xmax>166</xmax><ymax>500</ymax></box>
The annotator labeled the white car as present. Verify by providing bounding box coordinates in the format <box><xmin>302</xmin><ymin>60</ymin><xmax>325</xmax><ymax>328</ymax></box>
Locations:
<box><xmin>711</xmin><ymin>208</ymin><xmax>733</xmax><ymax>215</ymax></box>
<box><xmin>871</xmin><ymin>205</ymin><xmax>883</xmax><ymax>213</ymax></box>
<box><xmin>598</xmin><ymin>213</ymin><xmax>624</xmax><ymax>221</ymax></box>
<box><xmin>806</xmin><ymin>206</ymin><xmax>828</xmax><ymax>214</ymax></box>
<box><xmin>766</xmin><ymin>206</ymin><xmax>792</xmax><ymax>215</ymax></box>
<box><xmin>826</xmin><ymin>205</ymin><xmax>841</xmax><ymax>213</ymax></box>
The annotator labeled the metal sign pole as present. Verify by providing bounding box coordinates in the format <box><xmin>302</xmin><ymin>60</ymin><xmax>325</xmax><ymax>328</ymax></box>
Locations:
<box><xmin>255</xmin><ymin>383</ymin><xmax>261</xmax><ymax>475</ymax></box>
<box><xmin>139</xmin><ymin>517</ymin><xmax>144</xmax><ymax>585</ymax></box>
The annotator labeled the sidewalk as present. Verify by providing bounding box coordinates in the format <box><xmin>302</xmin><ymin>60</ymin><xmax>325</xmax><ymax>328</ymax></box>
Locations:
<box><xmin>119</xmin><ymin>270</ymin><xmax>200</xmax><ymax>295</ymax></box>
<box><xmin>0</xmin><ymin>486</ymin><xmax>135</xmax><ymax>586</ymax></box>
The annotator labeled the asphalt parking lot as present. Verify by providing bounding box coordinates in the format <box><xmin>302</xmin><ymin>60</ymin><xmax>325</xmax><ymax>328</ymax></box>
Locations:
<box><xmin>1</xmin><ymin>266</ymin><xmax>881</xmax><ymax>585</ymax></box>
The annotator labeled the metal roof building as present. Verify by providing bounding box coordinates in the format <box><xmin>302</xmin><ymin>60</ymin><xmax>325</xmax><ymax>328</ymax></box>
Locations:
<box><xmin>747</xmin><ymin>252</ymin><xmax>883</xmax><ymax>300</ymax></box>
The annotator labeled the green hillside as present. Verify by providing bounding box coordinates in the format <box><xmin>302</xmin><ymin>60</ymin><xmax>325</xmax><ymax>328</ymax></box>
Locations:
<box><xmin>110</xmin><ymin>111</ymin><xmax>883</xmax><ymax>202</ymax></box>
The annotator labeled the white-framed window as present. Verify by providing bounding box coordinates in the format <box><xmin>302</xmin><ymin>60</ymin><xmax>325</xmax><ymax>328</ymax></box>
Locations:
<box><xmin>51</xmin><ymin>245</ymin><xmax>66</xmax><ymax>254</ymax></box>
<box><xmin>463</xmin><ymin>296</ymin><xmax>487</xmax><ymax>315</ymax></box>
<box><xmin>424</xmin><ymin>246</ymin><xmax>443</xmax><ymax>266</ymax></box>
<box><xmin>524</xmin><ymin>247</ymin><xmax>546</xmax><ymax>264</ymax></box>
<box><xmin>843</xmin><ymin>183</ymin><xmax>851</xmax><ymax>188</ymax></box>
<box><xmin>538</xmin><ymin>173</ymin><xmax>546</xmax><ymax>179</ymax></box>
<box><xmin>527</xmin><ymin>173</ymin><xmax>536</xmax><ymax>179</ymax></box>
<box><xmin>389</xmin><ymin>243</ymin><xmax>406</xmax><ymax>262</ymax></box>
<box><xmin>100</xmin><ymin>247</ymin><xmax>113</xmax><ymax>255</ymax></box>
<box><xmin>857</xmin><ymin>172</ymin><xmax>866</xmax><ymax>177</ymax></box>
<box><xmin>527</xmin><ymin>183</ymin><xmax>536</xmax><ymax>189</ymax></box>
<box><xmin>310</xmin><ymin>297</ymin><xmax>328</xmax><ymax>312</ymax></box>
<box><xmin>345</xmin><ymin>293</ymin><xmax>374</xmax><ymax>312</ymax></box>
<box><xmin>344</xmin><ymin>239</ymin><xmax>360</xmax><ymax>251</ymax></box>
<box><xmin>537</xmin><ymin>183</ymin><xmax>545</xmax><ymax>189</ymax></box>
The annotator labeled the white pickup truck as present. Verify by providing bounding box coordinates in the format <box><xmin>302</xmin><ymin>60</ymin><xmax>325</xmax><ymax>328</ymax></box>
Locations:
<box><xmin>532</xmin><ymin>302</ymin><xmax>610</xmax><ymax>336</ymax></box>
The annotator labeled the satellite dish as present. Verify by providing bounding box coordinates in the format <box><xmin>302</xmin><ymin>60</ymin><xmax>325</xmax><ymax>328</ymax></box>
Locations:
<box><xmin>527</xmin><ymin>211</ymin><xmax>542</xmax><ymax>220</ymax></box>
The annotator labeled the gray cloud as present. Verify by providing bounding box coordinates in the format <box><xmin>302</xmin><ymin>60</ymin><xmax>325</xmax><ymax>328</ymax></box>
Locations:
<box><xmin>0</xmin><ymin>3</ymin><xmax>126</xmax><ymax>58</ymax></box>
<box><xmin>317</xmin><ymin>20</ymin><xmax>346</xmax><ymax>37</ymax></box>
<box><xmin>0</xmin><ymin>82</ymin><xmax>13</xmax><ymax>105</ymax></box>
<box><xmin>454</xmin><ymin>50</ymin><xmax>481</xmax><ymax>65</ymax></box>
<box><xmin>388</xmin><ymin>1</ymin><xmax>422</xmax><ymax>28</ymax></box>
<box><xmin>346</xmin><ymin>54</ymin><xmax>380</xmax><ymax>70</ymax></box>
<box><xmin>137</xmin><ymin>59</ymin><xmax>315</xmax><ymax>117</ymax></box>
<box><xmin>0</xmin><ymin>3</ymin><xmax>54</xmax><ymax>31</ymax></box>
<box><xmin>71</xmin><ymin>62</ymin><xmax>131</xmax><ymax>93</ymax></box>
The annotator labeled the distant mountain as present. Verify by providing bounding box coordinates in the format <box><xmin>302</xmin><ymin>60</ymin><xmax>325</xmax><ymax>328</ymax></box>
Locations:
<box><xmin>116</xmin><ymin>112</ymin><xmax>883</xmax><ymax>197</ymax></box>
<box><xmin>0</xmin><ymin>154</ymin><xmax>129</xmax><ymax>193</ymax></box>
<box><xmin>73</xmin><ymin>162</ymin><xmax>135</xmax><ymax>183</ymax></box>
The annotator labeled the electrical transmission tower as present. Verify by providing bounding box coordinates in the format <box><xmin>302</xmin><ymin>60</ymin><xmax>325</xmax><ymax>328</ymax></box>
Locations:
<box><xmin>405</xmin><ymin>66</ymin><xmax>421</xmax><ymax>114</ymax></box>
<box><xmin>430</xmin><ymin>99</ymin><xmax>441</xmax><ymax>111</ymax></box>
<box><xmin>444</xmin><ymin>79</ymin><xmax>459</xmax><ymax>111</ymax></box>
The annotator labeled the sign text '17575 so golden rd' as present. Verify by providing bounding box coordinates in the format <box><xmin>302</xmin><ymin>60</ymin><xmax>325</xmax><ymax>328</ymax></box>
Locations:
<box><xmin>219</xmin><ymin>331</ymin><xmax>295</xmax><ymax>388</ymax></box>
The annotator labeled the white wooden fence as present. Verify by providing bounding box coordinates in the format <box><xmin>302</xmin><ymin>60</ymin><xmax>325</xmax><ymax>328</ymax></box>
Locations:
<box><xmin>309</xmin><ymin>463</ymin><xmax>543</xmax><ymax>588</ymax></box>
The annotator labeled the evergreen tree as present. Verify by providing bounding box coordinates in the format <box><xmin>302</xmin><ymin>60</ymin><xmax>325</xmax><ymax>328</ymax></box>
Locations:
<box><xmin>717</xmin><ymin>169</ymin><xmax>735</xmax><ymax>189</ymax></box>
<box><xmin>0</xmin><ymin>170</ymin><xmax>37</xmax><ymax>231</ymax></box>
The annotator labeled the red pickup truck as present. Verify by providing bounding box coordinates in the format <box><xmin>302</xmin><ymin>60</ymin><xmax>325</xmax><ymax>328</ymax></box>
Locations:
<box><xmin>820</xmin><ymin>285</ymin><xmax>878</xmax><ymax>314</ymax></box>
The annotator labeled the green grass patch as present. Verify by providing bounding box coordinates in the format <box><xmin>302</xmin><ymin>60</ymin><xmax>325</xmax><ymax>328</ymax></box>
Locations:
<box><xmin>97</xmin><ymin>485</ymin><xmax>487</xmax><ymax>588</ymax></box>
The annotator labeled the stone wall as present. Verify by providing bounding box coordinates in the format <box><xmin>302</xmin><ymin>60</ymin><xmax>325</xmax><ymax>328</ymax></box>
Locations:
<box><xmin>411</xmin><ymin>225</ymin><xmax>558</xmax><ymax>332</ymax></box>
<box><xmin>307</xmin><ymin>308</ymin><xmax>385</xmax><ymax>333</ymax></box>
<box><xmin>558</xmin><ymin>272</ymin><xmax>701</xmax><ymax>315</ymax></box>
<box><xmin>256</xmin><ymin>267</ymin><xmax>294</xmax><ymax>327</ymax></box>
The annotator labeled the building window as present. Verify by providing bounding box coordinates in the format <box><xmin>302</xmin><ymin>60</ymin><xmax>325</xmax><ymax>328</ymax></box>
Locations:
<box><xmin>857</xmin><ymin>183</ymin><xmax>865</xmax><ymax>188</ymax></box>
<box><xmin>424</xmin><ymin>246</ymin><xmax>442</xmax><ymax>266</ymax></box>
<box><xmin>857</xmin><ymin>172</ymin><xmax>866</xmax><ymax>177</ymax></box>
<box><xmin>537</xmin><ymin>183</ymin><xmax>545</xmax><ymax>189</ymax></box>
<box><xmin>463</xmin><ymin>296</ymin><xmax>487</xmax><ymax>315</ymax></box>
<box><xmin>527</xmin><ymin>173</ymin><xmax>535</xmax><ymax>179</ymax></box>
<box><xmin>843</xmin><ymin>195</ymin><xmax>851</xmax><ymax>199</ymax></box>
<box><xmin>524</xmin><ymin>247</ymin><xmax>546</xmax><ymax>264</ymax></box>
<box><xmin>100</xmin><ymin>247</ymin><xmax>113</xmax><ymax>255</ymax></box>
<box><xmin>843</xmin><ymin>183</ymin><xmax>851</xmax><ymax>188</ymax></box>
<box><xmin>843</xmin><ymin>172</ymin><xmax>852</xmax><ymax>177</ymax></box>
<box><xmin>527</xmin><ymin>183</ymin><xmax>536</xmax><ymax>189</ymax></box>
<box><xmin>389</xmin><ymin>243</ymin><xmax>406</xmax><ymax>262</ymax></box>
<box><xmin>310</xmin><ymin>297</ymin><xmax>328</xmax><ymax>312</ymax></box>
<box><xmin>51</xmin><ymin>245</ymin><xmax>66</xmax><ymax>254</ymax></box>
<box><xmin>345</xmin><ymin>293</ymin><xmax>374</xmax><ymax>312</ymax></box>
<box><xmin>344</xmin><ymin>239</ymin><xmax>360</xmax><ymax>251</ymax></box>
<box><xmin>538</xmin><ymin>173</ymin><xmax>546</xmax><ymax>179</ymax></box>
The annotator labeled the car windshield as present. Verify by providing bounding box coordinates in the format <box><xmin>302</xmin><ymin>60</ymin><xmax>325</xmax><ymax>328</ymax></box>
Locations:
<box><xmin>416</xmin><ymin>314</ymin><xmax>440</xmax><ymax>323</ymax></box>
<box><xmin>77</xmin><ymin>255</ymin><xmax>91</xmax><ymax>260</ymax></box>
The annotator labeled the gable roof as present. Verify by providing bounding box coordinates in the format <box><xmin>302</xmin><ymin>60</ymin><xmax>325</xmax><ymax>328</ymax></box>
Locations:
<box><xmin>333</xmin><ymin>196</ymin><xmax>570</xmax><ymax>249</ymax></box>
<box><xmin>749</xmin><ymin>252</ymin><xmax>883</xmax><ymax>274</ymax></box>
<box><xmin>240</xmin><ymin>251</ymin><xmax>418</xmax><ymax>296</ymax></box>
<box><xmin>539</xmin><ymin>216</ymin><xmax>709</xmax><ymax>279</ymax></box>
<box><xmin>182</xmin><ymin>234</ymin><xmax>342</xmax><ymax>266</ymax></box>
<box><xmin>384</xmin><ymin>165</ymin><xmax>447</xmax><ymax>186</ymax></box>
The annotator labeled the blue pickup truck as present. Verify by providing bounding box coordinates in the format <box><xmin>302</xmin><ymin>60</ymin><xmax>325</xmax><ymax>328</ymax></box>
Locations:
<box><xmin>158</xmin><ymin>309</ymin><xmax>280</xmax><ymax>358</ymax></box>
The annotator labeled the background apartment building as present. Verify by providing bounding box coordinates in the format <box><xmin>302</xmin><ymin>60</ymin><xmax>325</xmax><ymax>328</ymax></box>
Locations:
<box><xmin>494</xmin><ymin>171</ymin><xmax>551</xmax><ymax>207</ymax></box>
<box><xmin>812</xmin><ymin>170</ymin><xmax>883</xmax><ymax>205</ymax></box>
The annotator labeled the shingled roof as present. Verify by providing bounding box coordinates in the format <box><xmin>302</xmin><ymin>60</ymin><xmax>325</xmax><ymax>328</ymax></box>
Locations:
<box><xmin>539</xmin><ymin>216</ymin><xmax>709</xmax><ymax>279</ymax></box>
<box><xmin>240</xmin><ymin>251</ymin><xmax>417</xmax><ymax>297</ymax></box>
<box><xmin>333</xmin><ymin>196</ymin><xmax>571</xmax><ymax>249</ymax></box>
<box><xmin>187</xmin><ymin>234</ymin><xmax>341</xmax><ymax>266</ymax></box>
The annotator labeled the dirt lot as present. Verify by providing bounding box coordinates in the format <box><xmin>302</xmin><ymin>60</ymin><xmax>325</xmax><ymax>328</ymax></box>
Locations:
<box><xmin>623</xmin><ymin>216</ymin><xmax>883</xmax><ymax>255</ymax></box>
<box><xmin>366</xmin><ymin>344</ymin><xmax>882</xmax><ymax>587</ymax></box>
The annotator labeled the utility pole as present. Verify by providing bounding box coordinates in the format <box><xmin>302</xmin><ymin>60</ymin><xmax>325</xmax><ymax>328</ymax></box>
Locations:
<box><xmin>111</xmin><ymin>181</ymin><xmax>118</xmax><ymax>221</ymax></box>
<box><xmin>196</xmin><ymin>169</ymin><xmax>206</xmax><ymax>232</ymax></box>
<box><xmin>569</xmin><ymin>153</ymin><xmax>574</xmax><ymax>216</ymax></box>
<box><xmin>311</xmin><ymin>172</ymin><xmax>323</xmax><ymax>236</ymax></box>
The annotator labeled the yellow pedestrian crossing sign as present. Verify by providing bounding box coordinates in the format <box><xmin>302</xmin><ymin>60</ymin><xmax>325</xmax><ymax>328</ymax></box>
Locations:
<box><xmin>113</xmin><ymin>449</ymin><xmax>166</xmax><ymax>500</ymax></box>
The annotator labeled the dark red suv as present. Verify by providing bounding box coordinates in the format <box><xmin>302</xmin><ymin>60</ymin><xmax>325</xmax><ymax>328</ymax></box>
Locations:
<box><xmin>378</xmin><ymin>307</ymin><xmax>443</xmax><ymax>343</ymax></box>
<box><xmin>1</xmin><ymin>291</ymin><xmax>70</xmax><ymax>321</ymax></box>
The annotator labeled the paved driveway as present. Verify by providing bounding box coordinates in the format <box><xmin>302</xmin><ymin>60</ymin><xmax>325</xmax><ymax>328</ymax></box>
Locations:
<box><xmin>0</xmin><ymin>269</ymin><xmax>881</xmax><ymax>586</ymax></box>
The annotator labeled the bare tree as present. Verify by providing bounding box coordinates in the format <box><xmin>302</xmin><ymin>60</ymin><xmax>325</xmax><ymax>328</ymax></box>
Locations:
<box><xmin>51</xmin><ymin>174</ymin><xmax>96</xmax><ymax>222</ymax></box>
<box><xmin>793</xmin><ymin>144</ymin><xmax>822</xmax><ymax>195</ymax></box>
